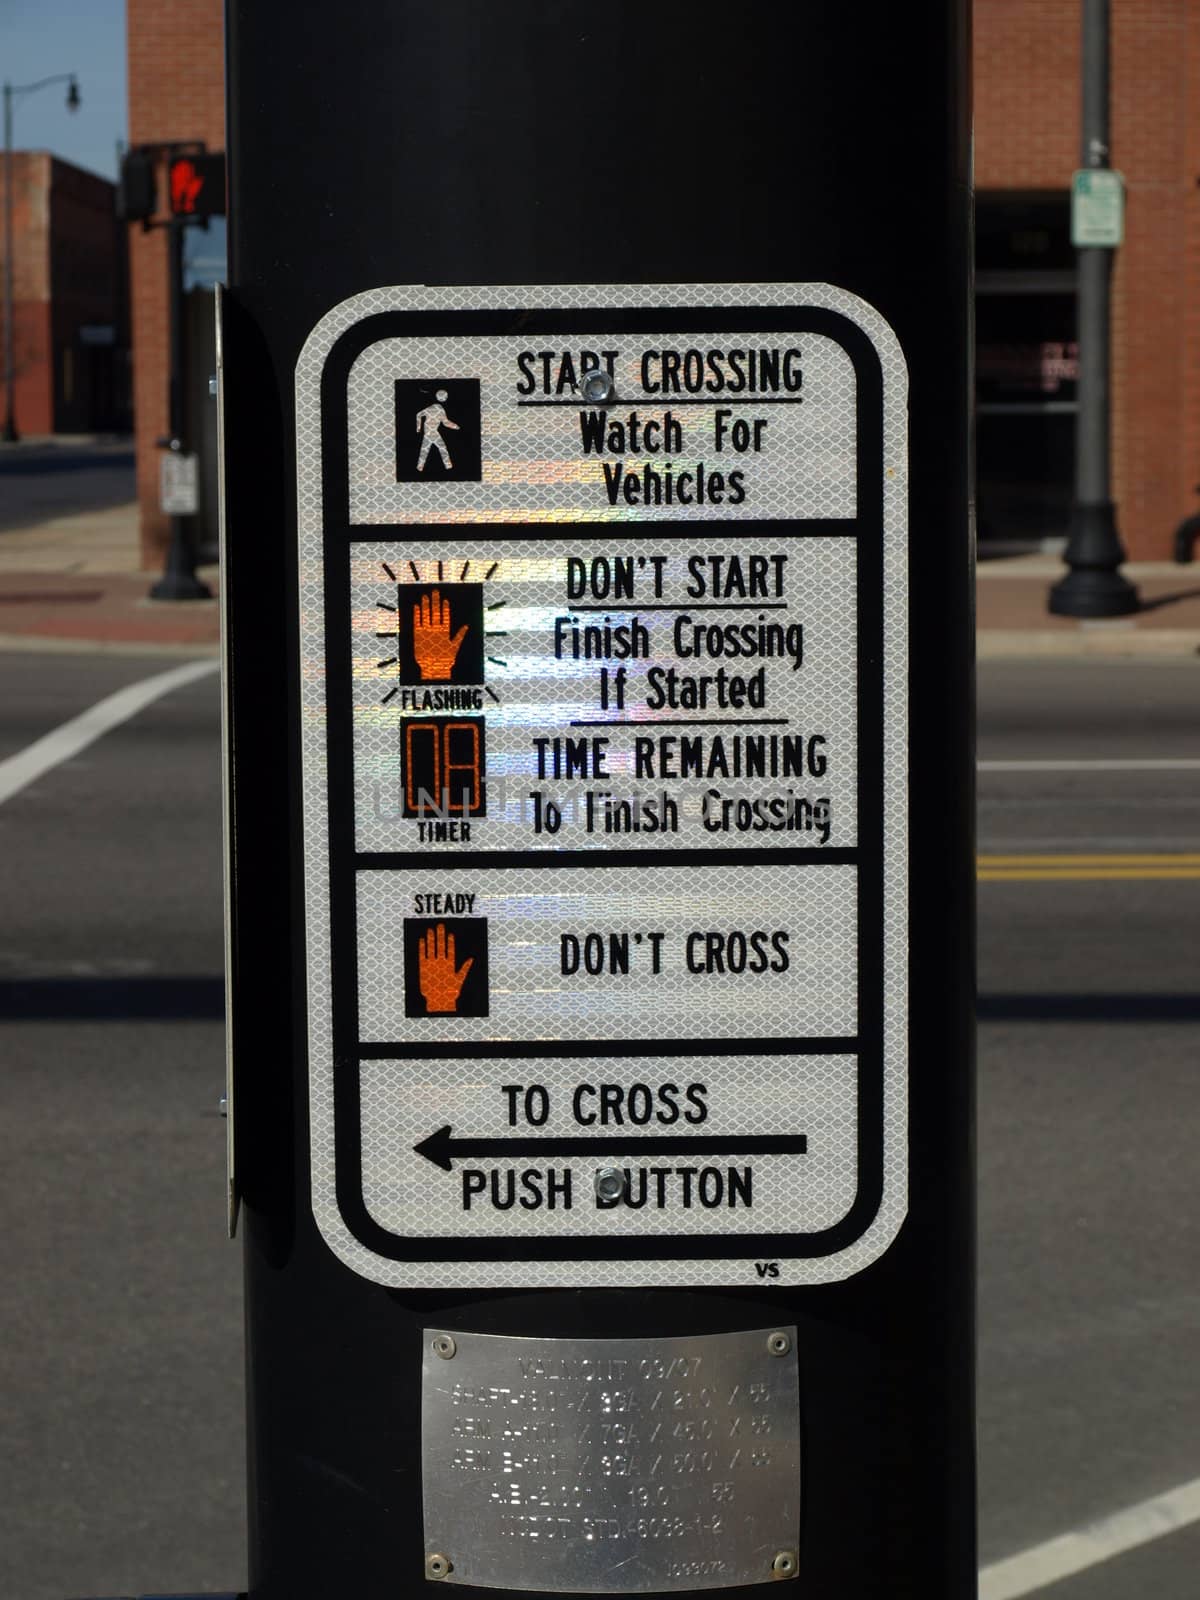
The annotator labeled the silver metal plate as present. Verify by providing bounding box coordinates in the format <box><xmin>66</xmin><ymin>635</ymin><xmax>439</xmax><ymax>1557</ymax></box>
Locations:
<box><xmin>421</xmin><ymin>1327</ymin><xmax>800</xmax><ymax>1592</ymax></box>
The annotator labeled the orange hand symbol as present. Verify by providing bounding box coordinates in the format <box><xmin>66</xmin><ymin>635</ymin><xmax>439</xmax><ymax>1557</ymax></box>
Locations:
<box><xmin>412</xmin><ymin>588</ymin><xmax>469</xmax><ymax>681</ymax></box>
<box><xmin>418</xmin><ymin>923</ymin><xmax>474</xmax><ymax>1014</ymax></box>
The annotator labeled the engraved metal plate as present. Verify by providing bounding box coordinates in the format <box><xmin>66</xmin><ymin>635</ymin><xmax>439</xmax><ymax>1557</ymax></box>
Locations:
<box><xmin>421</xmin><ymin>1328</ymin><xmax>800</xmax><ymax>1592</ymax></box>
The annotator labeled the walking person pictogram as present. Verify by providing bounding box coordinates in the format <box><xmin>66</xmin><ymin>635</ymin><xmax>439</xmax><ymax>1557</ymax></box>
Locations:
<box><xmin>395</xmin><ymin>378</ymin><xmax>481</xmax><ymax>482</ymax></box>
<box><xmin>415</xmin><ymin>390</ymin><xmax>460</xmax><ymax>473</ymax></box>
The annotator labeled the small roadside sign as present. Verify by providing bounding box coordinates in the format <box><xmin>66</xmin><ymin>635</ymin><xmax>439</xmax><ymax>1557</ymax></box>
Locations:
<box><xmin>159</xmin><ymin>450</ymin><xmax>200</xmax><ymax>515</ymax></box>
<box><xmin>1071</xmin><ymin>168</ymin><xmax>1125</xmax><ymax>247</ymax></box>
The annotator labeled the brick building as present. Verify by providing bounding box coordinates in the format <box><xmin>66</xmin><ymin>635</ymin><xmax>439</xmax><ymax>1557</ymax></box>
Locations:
<box><xmin>0</xmin><ymin>153</ymin><xmax>129</xmax><ymax>437</ymax></box>
<box><xmin>975</xmin><ymin>0</ymin><xmax>1200</xmax><ymax>556</ymax></box>
<box><xmin>124</xmin><ymin>0</ymin><xmax>1200</xmax><ymax>561</ymax></box>
<box><xmin>126</xmin><ymin>0</ymin><xmax>225</xmax><ymax>568</ymax></box>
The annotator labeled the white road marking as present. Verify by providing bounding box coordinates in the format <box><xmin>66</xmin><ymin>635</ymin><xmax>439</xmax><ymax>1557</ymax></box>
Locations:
<box><xmin>979</xmin><ymin>758</ymin><xmax>1200</xmax><ymax>772</ymax></box>
<box><xmin>0</xmin><ymin>658</ymin><xmax>219</xmax><ymax>808</ymax></box>
<box><xmin>979</xmin><ymin>1477</ymin><xmax>1200</xmax><ymax>1599</ymax></box>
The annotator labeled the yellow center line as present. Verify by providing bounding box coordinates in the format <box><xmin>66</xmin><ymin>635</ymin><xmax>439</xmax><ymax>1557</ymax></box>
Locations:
<box><xmin>977</xmin><ymin>853</ymin><xmax>1200</xmax><ymax>881</ymax></box>
<box><xmin>980</xmin><ymin>853</ymin><xmax>1200</xmax><ymax>866</ymax></box>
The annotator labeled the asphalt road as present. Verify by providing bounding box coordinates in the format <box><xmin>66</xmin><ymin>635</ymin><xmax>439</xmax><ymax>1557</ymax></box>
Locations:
<box><xmin>0</xmin><ymin>440</ymin><xmax>136</xmax><ymax>532</ymax></box>
<box><xmin>0</xmin><ymin>650</ymin><xmax>1197</xmax><ymax>1597</ymax></box>
<box><xmin>976</xmin><ymin>659</ymin><xmax>1200</xmax><ymax>1596</ymax></box>
<box><xmin>0</xmin><ymin>652</ymin><xmax>235</xmax><ymax>1600</ymax></box>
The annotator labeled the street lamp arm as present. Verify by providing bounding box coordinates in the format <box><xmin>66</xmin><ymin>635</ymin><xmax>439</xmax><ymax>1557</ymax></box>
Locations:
<box><xmin>6</xmin><ymin>73</ymin><xmax>80</xmax><ymax>103</ymax></box>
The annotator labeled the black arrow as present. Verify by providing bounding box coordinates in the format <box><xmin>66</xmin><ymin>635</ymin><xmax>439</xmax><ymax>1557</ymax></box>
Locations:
<box><xmin>413</xmin><ymin>1124</ymin><xmax>807</xmax><ymax>1172</ymax></box>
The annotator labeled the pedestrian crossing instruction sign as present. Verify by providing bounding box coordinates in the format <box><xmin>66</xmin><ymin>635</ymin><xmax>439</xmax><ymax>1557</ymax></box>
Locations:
<box><xmin>294</xmin><ymin>283</ymin><xmax>909</xmax><ymax>1289</ymax></box>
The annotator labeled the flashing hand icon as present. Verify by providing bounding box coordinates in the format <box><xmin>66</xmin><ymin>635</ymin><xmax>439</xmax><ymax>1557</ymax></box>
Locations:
<box><xmin>412</xmin><ymin>587</ymin><xmax>468</xmax><ymax>681</ymax></box>
<box><xmin>418</xmin><ymin>922</ymin><xmax>474</xmax><ymax>1015</ymax></box>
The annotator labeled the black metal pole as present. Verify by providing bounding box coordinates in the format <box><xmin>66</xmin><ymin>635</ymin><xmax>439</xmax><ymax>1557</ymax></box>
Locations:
<box><xmin>150</xmin><ymin>213</ymin><xmax>212</xmax><ymax>600</ymax></box>
<box><xmin>1049</xmin><ymin>0</ymin><xmax>1139</xmax><ymax>616</ymax></box>
<box><xmin>222</xmin><ymin>4</ymin><xmax>975</xmax><ymax>1598</ymax></box>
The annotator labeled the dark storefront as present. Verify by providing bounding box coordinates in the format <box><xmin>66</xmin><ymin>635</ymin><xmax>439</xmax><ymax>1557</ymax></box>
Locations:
<box><xmin>976</xmin><ymin>192</ymin><xmax>1076</xmax><ymax>548</ymax></box>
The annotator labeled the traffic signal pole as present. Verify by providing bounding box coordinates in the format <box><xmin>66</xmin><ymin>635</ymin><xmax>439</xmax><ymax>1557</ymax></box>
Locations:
<box><xmin>221</xmin><ymin>5</ymin><xmax>975</xmax><ymax>1598</ymax></box>
<box><xmin>149</xmin><ymin>211</ymin><xmax>212</xmax><ymax>600</ymax></box>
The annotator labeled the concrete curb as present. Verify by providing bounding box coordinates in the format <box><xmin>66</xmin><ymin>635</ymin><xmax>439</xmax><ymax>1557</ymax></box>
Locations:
<box><xmin>0</xmin><ymin>631</ymin><xmax>219</xmax><ymax>659</ymax></box>
<box><xmin>978</xmin><ymin>629</ymin><xmax>1200</xmax><ymax>659</ymax></box>
<box><xmin>1</xmin><ymin>629</ymin><xmax>1196</xmax><ymax>662</ymax></box>
<box><xmin>977</xmin><ymin>558</ymin><xmax>1198</xmax><ymax>580</ymax></box>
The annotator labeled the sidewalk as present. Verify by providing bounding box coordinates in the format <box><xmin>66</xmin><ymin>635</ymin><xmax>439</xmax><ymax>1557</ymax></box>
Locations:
<box><xmin>0</xmin><ymin>502</ymin><xmax>220</xmax><ymax>655</ymax></box>
<box><xmin>2</xmin><ymin>500</ymin><xmax>1200</xmax><ymax>657</ymax></box>
<box><xmin>977</xmin><ymin>555</ymin><xmax>1200</xmax><ymax>658</ymax></box>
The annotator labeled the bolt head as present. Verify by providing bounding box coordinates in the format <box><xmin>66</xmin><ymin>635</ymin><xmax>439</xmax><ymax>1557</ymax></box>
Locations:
<box><xmin>426</xmin><ymin>1551</ymin><xmax>452</xmax><ymax>1580</ymax></box>
<box><xmin>767</xmin><ymin>1330</ymin><xmax>792</xmax><ymax>1357</ymax></box>
<box><xmin>594</xmin><ymin>1166</ymin><xmax>625</xmax><ymax>1202</ymax></box>
<box><xmin>432</xmin><ymin>1333</ymin><xmax>457</xmax><ymax>1360</ymax></box>
<box><xmin>771</xmin><ymin>1549</ymin><xmax>798</xmax><ymax>1577</ymax></box>
<box><xmin>581</xmin><ymin>368</ymin><xmax>615</xmax><ymax>404</ymax></box>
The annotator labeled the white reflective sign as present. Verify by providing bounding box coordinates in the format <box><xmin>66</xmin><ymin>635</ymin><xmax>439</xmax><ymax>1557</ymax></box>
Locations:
<box><xmin>159</xmin><ymin>449</ymin><xmax>199</xmax><ymax>515</ymax></box>
<box><xmin>295</xmin><ymin>282</ymin><xmax>908</xmax><ymax>1289</ymax></box>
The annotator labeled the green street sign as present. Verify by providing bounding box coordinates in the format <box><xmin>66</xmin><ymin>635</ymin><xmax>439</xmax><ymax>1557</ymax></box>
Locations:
<box><xmin>1071</xmin><ymin>168</ymin><xmax>1125</xmax><ymax>247</ymax></box>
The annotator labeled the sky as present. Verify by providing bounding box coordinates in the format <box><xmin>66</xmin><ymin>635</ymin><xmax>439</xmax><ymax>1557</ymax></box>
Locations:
<box><xmin>2</xmin><ymin>0</ymin><xmax>127</xmax><ymax>180</ymax></box>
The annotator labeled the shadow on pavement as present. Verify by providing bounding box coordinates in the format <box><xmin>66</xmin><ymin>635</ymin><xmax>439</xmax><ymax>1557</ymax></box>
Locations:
<box><xmin>2</xmin><ymin>979</ymin><xmax>1196</xmax><ymax>1025</ymax></box>
<box><xmin>978</xmin><ymin>993</ymin><xmax>1200</xmax><ymax>1022</ymax></box>
<box><xmin>0</xmin><ymin>975</ymin><xmax>225</xmax><ymax>1021</ymax></box>
<box><xmin>0</xmin><ymin>449</ymin><xmax>134</xmax><ymax>477</ymax></box>
<box><xmin>1136</xmin><ymin>585</ymin><xmax>1200</xmax><ymax>614</ymax></box>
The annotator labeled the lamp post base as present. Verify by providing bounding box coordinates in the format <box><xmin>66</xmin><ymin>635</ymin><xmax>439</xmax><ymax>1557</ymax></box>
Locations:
<box><xmin>149</xmin><ymin>571</ymin><xmax>214</xmax><ymax>601</ymax></box>
<box><xmin>1048</xmin><ymin>501</ymin><xmax>1140</xmax><ymax>617</ymax></box>
<box><xmin>148</xmin><ymin>513</ymin><xmax>214</xmax><ymax>602</ymax></box>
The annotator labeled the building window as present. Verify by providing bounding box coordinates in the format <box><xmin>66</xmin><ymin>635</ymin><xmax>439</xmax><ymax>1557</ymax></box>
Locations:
<box><xmin>976</xmin><ymin>192</ymin><xmax>1076</xmax><ymax>548</ymax></box>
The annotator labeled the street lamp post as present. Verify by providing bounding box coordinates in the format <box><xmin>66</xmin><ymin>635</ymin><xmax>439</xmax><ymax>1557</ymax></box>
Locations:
<box><xmin>3</xmin><ymin>73</ymin><xmax>80</xmax><ymax>443</ymax></box>
<box><xmin>1048</xmin><ymin>0</ymin><xmax>1138</xmax><ymax>616</ymax></box>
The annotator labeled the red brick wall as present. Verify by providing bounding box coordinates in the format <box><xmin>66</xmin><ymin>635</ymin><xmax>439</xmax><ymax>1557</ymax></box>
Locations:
<box><xmin>127</xmin><ymin>0</ymin><xmax>225</xmax><ymax>569</ymax></box>
<box><xmin>976</xmin><ymin>0</ymin><xmax>1200</xmax><ymax>558</ymax></box>
<box><xmin>1182</xmin><ymin>0</ymin><xmax>1200</xmax><ymax>524</ymax></box>
<box><xmin>976</xmin><ymin>0</ymin><xmax>1081</xmax><ymax>188</ymax></box>
<box><xmin>120</xmin><ymin>3</ymin><xmax>1199</xmax><ymax>561</ymax></box>
<box><xmin>48</xmin><ymin>159</ymin><xmax>124</xmax><ymax>433</ymax></box>
<box><xmin>1</xmin><ymin>152</ymin><xmax>54</xmax><ymax>435</ymax></box>
<box><xmin>1110</xmin><ymin>1</ymin><xmax>1198</xmax><ymax>559</ymax></box>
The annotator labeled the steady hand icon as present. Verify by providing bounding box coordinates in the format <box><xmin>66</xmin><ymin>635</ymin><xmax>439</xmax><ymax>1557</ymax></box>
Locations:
<box><xmin>418</xmin><ymin>923</ymin><xmax>474</xmax><ymax>1014</ymax></box>
<box><xmin>412</xmin><ymin>588</ymin><xmax>468</xmax><ymax>680</ymax></box>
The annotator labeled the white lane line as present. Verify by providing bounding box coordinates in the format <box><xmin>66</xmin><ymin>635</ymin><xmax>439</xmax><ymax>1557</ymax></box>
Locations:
<box><xmin>979</xmin><ymin>758</ymin><xmax>1200</xmax><ymax>772</ymax></box>
<box><xmin>0</xmin><ymin>658</ymin><xmax>219</xmax><ymax>808</ymax></box>
<box><xmin>979</xmin><ymin>1477</ymin><xmax>1200</xmax><ymax>1599</ymax></box>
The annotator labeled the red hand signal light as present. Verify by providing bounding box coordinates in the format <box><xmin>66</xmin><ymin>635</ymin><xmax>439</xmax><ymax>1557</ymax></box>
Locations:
<box><xmin>169</xmin><ymin>159</ymin><xmax>205</xmax><ymax>215</ymax></box>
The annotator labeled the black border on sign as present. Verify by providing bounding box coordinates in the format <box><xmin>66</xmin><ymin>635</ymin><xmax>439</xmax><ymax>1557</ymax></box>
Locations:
<box><xmin>314</xmin><ymin>305</ymin><xmax>889</xmax><ymax>1264</ymax></box>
